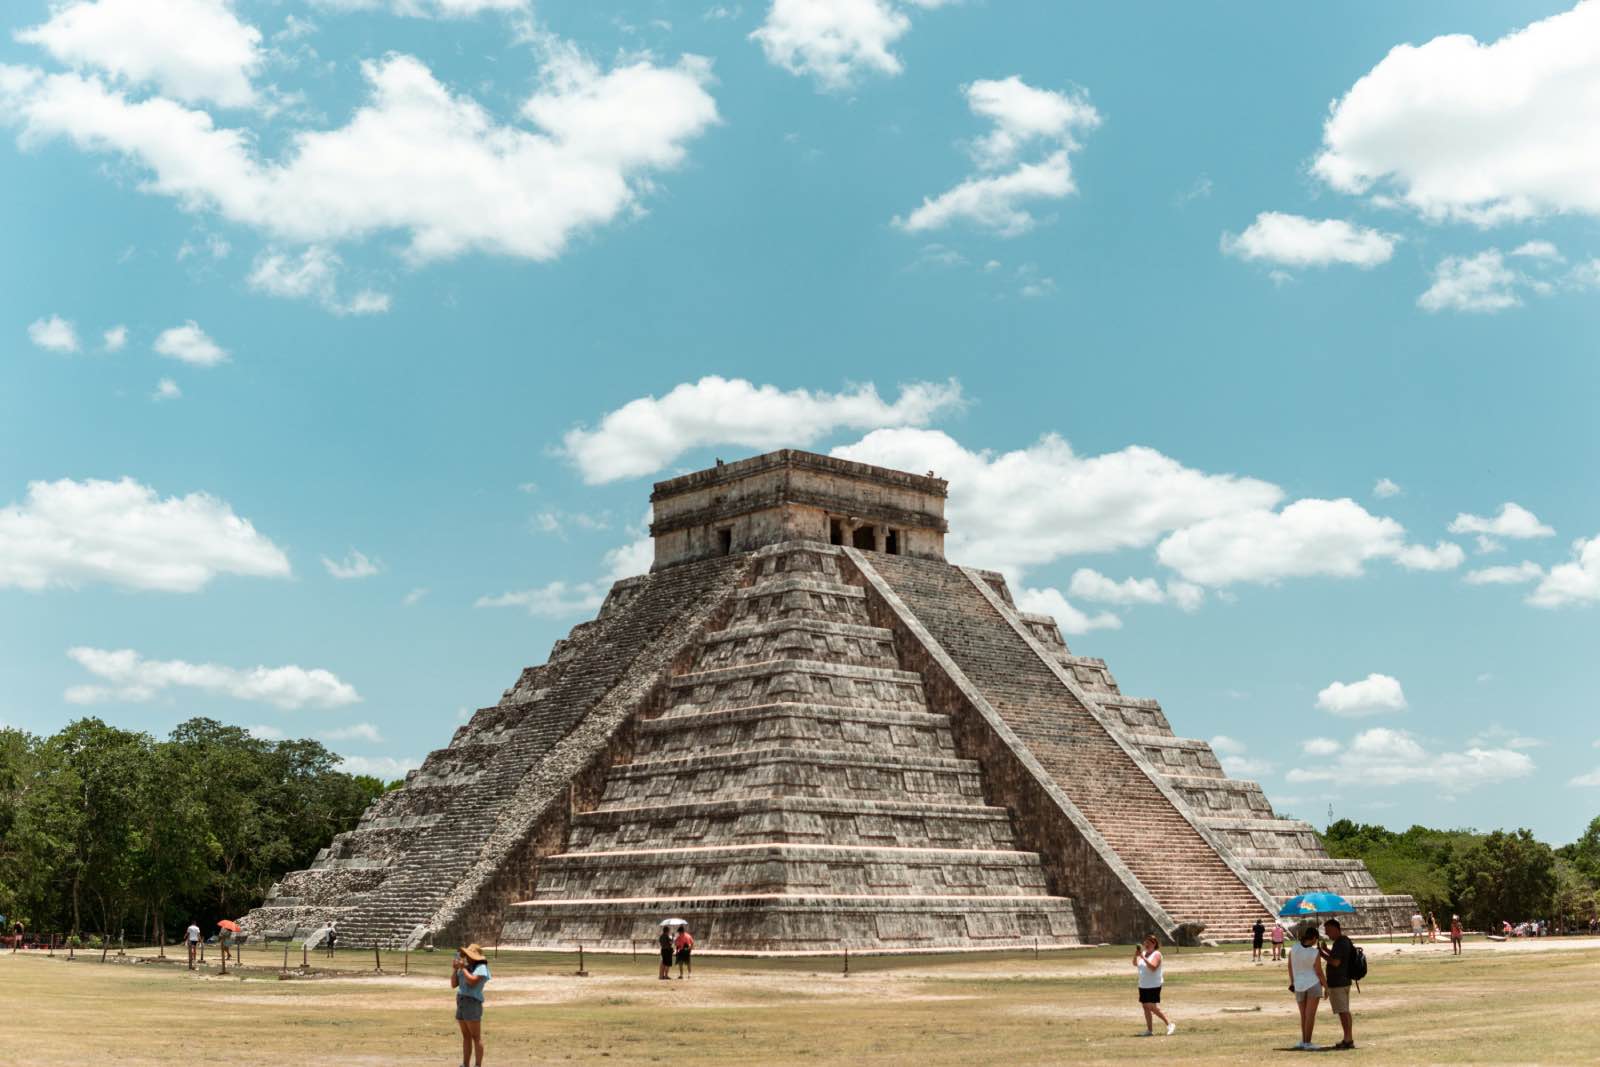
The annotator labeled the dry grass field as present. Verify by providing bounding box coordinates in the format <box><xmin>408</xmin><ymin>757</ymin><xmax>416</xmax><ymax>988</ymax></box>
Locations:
<box><xmin>3</xmin><ymin>936</ymin><xmax>1596</xmax><ymax>1065</ymax></box>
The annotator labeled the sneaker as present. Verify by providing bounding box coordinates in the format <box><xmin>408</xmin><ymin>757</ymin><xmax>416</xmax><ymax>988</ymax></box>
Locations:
<box><xmin>1137</xmin><ymin>1031</ymin><xmax>1152</xmax><ymax>1037</ymax></box>
<box><xmin>1166</xmin><ymin>1023</ymin><xmax>1176</xmax><ymax>1036</ymax></box>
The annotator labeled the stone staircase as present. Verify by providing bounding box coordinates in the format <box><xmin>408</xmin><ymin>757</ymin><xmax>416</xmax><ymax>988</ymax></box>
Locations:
<box><xmin>861</xmin><ymin>553</ymin><xmax>1275</xmax><ymax>942</ymax></box>
<box><xmin>501</xmin><ymin>544</ymin><xmax>1082</xmax><ymax>951</ymax></box>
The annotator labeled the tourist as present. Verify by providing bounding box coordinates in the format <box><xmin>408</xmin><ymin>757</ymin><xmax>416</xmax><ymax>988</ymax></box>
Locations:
<box><xmin>1410</xmin><ymin>911</ymin><xmax>1424</xmax><ymax>944</ymax></box>
<box><xmin>1288</xmin><ymin>925</ymin><xmax>1325</xmax><ymax>1050</ymax></box>
<box><xmin>326</xmin><ymin>920</ymin><xmax>338</xmax><ymax>959</ymax></box>
<box><xmin>451</xmin><ymin>943</ymin><xmax>490</xmax><ymax>1067</ymax></box>
<box><xmin>220</xmin><ymin>925</ymin><xmax>233</xmax><ymax>964</ymax></box>
<box><xmin>658</xmin><ymin>925</ymin><xmax>675</xmax><ymax>981</ymax></box>
<box><xmin>674</xmin><ymin>925</ymin><xmax>695</xmax><ymax>979</ymax></box>
<box><xmin>1428</xmin><ymin>912</ymin><xmax>1439</xmax><ymax>944</ymax></box>
<box><xmin>10</xmin><ymin>919</ymin><xmax>22</xmax><ymax>953</ymax></box>
<box><xmin>185</xmin><ymin>920</ymin><xmax>201</xmax><ymax>968</ymax></box>
<box><xmin>1251</xmin><ymin>919</ymin><xmax>1265</xmax><ymax>963</ymax></box>
<box><xmin>1132</xmin><ymin>935</ymin><xmax>1175</xmax><ymax>1036</ymax></box>
<box><xmin>1450</xmin><ymin>914</ymin><xmax>1463</xmax><ymax>955</ymax></box>
<box><xmin>1270</xmin><ymin>920</ymin><xmax>1285</xmax><ymax>961</ymax></box>
<box><xmin>1319</xmin><ymin>919</ymin><xmax>1356</xmax><ymax>1050</ymax></box>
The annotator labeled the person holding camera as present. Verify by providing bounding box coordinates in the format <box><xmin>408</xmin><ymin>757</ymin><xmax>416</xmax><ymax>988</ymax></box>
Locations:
<box><xmin>451</xmin><ymin>943</ymin><xmax>491</xmax><ymax>1067</ymax></box>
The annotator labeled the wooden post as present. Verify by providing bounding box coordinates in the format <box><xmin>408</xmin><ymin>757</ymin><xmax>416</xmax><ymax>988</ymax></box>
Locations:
<box><xmin>101</xmin><ymin>937</ymin><xmax>109</xmax><ymax>963</ymax></box>
<box><xmin>404</xmin><ymin>948</ymin><xmax>409</xmax><ymax>975</ymax></box>
<box><xmin>1033</xmin><ymin>938</ymin><xmax>1039</xmax><ymax>960</ymax></box>
<box><xmin>373</xmin><ymin>945</ymin><xmax>381</xmax><ymax>972</ymax></box>
<box><xmin>302</xmin><ymin>942</ymin><xmax>308</xmax><ymax>969</ymax></box>
<box><xmin>576</xmin><ymin>944</ymin><xmax>588</xmax><ymax>977</ymax></box>
<box><xmin>220</xmin><ymin>946</ymin><xmax>227</xmax><ymax>975</ymax></box>
<box><xmin>842</xmin><ymin>945</ymin><xmax>849</xmax><ymax>976</ymax></box>
<box><xmin>68</xmin><ymin>939</ymin><xmax>74</xmax><ymax>960</ymax></box>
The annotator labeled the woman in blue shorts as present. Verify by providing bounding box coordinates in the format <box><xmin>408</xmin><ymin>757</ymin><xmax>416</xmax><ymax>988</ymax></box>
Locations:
<box><xmin>452</xmin><ymin>943</ymin><xmax>491</xmax><ymax>1066</ymax></box>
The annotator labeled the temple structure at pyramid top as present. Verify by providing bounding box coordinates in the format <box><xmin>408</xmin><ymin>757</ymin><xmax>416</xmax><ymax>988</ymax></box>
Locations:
<box><xmin>245</xmin><ymin>450</ymin><xmax>1412</xmax><ymax>952</ymax></box>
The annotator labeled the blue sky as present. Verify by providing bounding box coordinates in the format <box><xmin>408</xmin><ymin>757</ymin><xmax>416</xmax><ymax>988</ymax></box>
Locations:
<box><xmin>3</xmin><ymin>0</ymin><xmax>1597</xmax><ymax>843</ymax></box>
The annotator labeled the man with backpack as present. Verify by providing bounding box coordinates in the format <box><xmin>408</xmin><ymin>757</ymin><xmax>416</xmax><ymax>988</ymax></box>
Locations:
<box><xmin>1320</xmin><ymin>918</ymin><xmax>1362</xmax><ymax>1050</ymax></box>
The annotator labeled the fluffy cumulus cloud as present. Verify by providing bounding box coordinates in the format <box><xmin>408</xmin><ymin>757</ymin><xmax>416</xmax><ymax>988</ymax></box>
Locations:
<box><xmin>1315</xmin><ymin>673</ymin><xmax>1407</xmax><ymax>717</ymax></box>
<box><xmin>102</xmin><ymin>324</ymin><xmax>127</xmax><ymax>351</ymax></box>
<box><xmin>1068</xmin><ymin>568</ymin><xmax>1204</xmax><ymax>613</ymax></box>
<box><xmin>1013</xmin><ymin>585</ymin><xmax>1121</xmax><ymax>636</ymax></box>
<box><xmin>0</xmin><ymin>476</ymin><xmax>290</xmax><ymax>592</ymax></box>
<box><xmin>1286</xmin><ymin>727</ymin><xmax>1534</xmax><ymax>794</ymax></box>
<box><xmin>1220</xmin><ymin>212</ymin><xmax>1396</xmax><ymax>268</ymax></box>
<box><xmin>750</xmin><ymin>0</ymin><xmax>932</xmax><ymax>90</ymax></box>
<box><xmin>1417</xmin><ymin>250</ymin><xmax>1521</xmax><ymax>313</ymax></box>
<box><xmin>894</xmin><ymin>76</ymin><xmax>1100</xmax><ymax>236</ymax></box>
<box><xmin>1302</xmin><ymin>737</ymin><xmax>1342</xmax><ymax>757</ymax></box>
<box><xmin>1373</xmin><ymin>478</ymin><xmax>1402</xmax><ymax>499</ymax></box>
<box><xmin>476</xmin><ymin>536</ymin><xmax>650</xmax><ymax>619</ymax></box>
<box><xmin>0</xmin><ymin>46</ymin><xmax>719</xmax><ymax>263</ymax></box>
<box><xmin>834</xmin><ymin>429</ymin><xmax>1281</xmax><ymax>578</ymax></box>
<box><xmin>337</xmin><ymin>754</ymin><xmax>421</xmax><ymax>778</ymax></box>
<box><xmin>1154</xmin><ymin>498</ymin><xmax>1461</xmax><ymax>587</ymax></box>
<box><xmin>152</xmin><ymin>377</ymin><xmax>182</xmax><ymax>401</ymax></box>
<box><xmin>315</xmin><ymin>0</ymin><xmax>528</xmax><ymax>16</ymax></box>
<box><xmin>28</xmin><ymin>314</ymin><xmax>79</xmax><ymax>353</ymax></box>
<box><xmin>322</xmin><ymin>549</ymin><xmax>381</xmax><ymax>579</ymax></box>
<box><xmin>154</xmin><ymin>320</ymin><xmax>227</xmax><ymax>366</ymax></box>
<box><xmin>1449</xmin><ymin>502</ymin><xmax>1555</xmax><ymax>540</ymax></box>
<box><xmin>1464</xmin><ymin>561</ymin><xmax>1542</xmax><ymax>586</ymax></box>
<box><xmin>1527</xmin><ymin>534</ymin><xmax>1600</xmax><ymax>608</ymax></box>
<box><xmin>247</xmin><ymin>246</ymin><xmax>390</xmax><ymax>315</ymax></box>
<box><xmin>1209</xmin><ymin>735</ymin><xmax>1274</xmax><ymax>779</ymax></box>
<box><xmin>319</xmin><ymin>721</ymin><xmax>382</xmax><ymax>742</ymax></box>
<box><xmin>562</xmin><ymin>377</ymin><xmax>963</xmax><ymax>484</ymax></box>
<box><xmin>15</xmin><ymin>0</ymin><xmax>263</xmax><ymax>109</ymax></box>
<box><xmin>1313</xmin><ymin>2</ymin><xmax>1600</xmax><ymax>224</ymax></box>
<box><xmin>64</xmin><ymin>646</ymin><xmax>359</xmax><ymax>709</ymax></box>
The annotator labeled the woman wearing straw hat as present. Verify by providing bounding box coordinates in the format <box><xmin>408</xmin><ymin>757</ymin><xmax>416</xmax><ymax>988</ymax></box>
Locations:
<box><xmin>451</xmin><ymin>943</ymin><xmax>491</xmax><ymax>1067</ymax></box>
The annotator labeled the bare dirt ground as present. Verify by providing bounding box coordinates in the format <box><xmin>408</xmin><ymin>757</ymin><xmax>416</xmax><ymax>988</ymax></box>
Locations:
<box><xmin>3</xmin><ymin>936</ymin><xmax>1597</xmax><ymax>1065</ymax></box>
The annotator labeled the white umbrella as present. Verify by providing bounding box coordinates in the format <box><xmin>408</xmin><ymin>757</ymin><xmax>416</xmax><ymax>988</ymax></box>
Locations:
<box><xmin>659</xmin><ymin>917</ymin><xmax>687</xmax><ymax>927</ymax></box>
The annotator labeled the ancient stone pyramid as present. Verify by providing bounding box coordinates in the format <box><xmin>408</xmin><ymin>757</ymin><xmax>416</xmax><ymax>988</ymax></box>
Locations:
<box><xmin>246</xmin><ymin>451</ymin><xmax>1412</xmax><ymax>951</ymax></box>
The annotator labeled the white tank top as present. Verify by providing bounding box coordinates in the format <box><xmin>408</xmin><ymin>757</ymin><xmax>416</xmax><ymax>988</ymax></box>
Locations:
<box><xmin>1137</xmin><ymin>950</ymin><xmax>1163</xmax><ymax>988</ymax></box>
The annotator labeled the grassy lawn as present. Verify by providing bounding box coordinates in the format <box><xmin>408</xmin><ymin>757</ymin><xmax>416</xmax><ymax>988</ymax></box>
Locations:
<box><xmin>3</xmin><ymin>938</ymin><xmax>1596</xmax><ymax>1064</ymax></box>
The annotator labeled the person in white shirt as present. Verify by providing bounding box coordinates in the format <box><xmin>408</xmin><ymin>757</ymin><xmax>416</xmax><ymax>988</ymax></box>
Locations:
<box><xmin>1287</xmin><ymin>925</ymin><xmax>1327</xmax><ymax>1050</ymax></box>
<box><xmin>1133</xmin><ymin>934</ymin><xmax>1175</xmax><ymax>1036</ymax></box>
<box><xmin>1410</xmin><ymin>912</ymin><xmax>1424</xmax><ymax>944</ymax></box>
<box><xmin>185</xmin><ymin>922</ymin><xmax>201</xmax><ymax>969</ymax></box>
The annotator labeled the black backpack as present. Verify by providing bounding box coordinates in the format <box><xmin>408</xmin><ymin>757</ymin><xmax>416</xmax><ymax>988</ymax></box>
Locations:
<box><xmin>1349</xmin><ymin>944</ymin><xmax>1368</xmax><ymax>984</ymax></box>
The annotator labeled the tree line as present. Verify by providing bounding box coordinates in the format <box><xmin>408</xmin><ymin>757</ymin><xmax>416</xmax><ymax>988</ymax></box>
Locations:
<box><xmin>0</xmin><ymin>717</ymin><xmax>386</xmax><ymax>943</ymax></box>
<box><xmin>1321</xmin><ymin>817</ymin><xmax>1600</xmax><ymax>930</ymax></box>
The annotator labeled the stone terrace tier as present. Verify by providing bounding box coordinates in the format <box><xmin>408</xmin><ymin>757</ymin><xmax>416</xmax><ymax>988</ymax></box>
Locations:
<box><xmin>502</xmin><ymin>544</ymin><xmax>1082</xmax><ymax>952</ymax></box>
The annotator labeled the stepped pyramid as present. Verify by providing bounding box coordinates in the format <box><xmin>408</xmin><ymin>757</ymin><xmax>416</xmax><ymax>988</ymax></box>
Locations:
<box><xmin>245</xmin><ymin>450</ymin><xmax>1412</xmax><ymax>951</ymax></box>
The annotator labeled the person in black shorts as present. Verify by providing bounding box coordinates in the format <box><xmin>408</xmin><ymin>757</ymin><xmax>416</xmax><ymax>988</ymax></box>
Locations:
<box><xmin>674</xmin><ymin>925</ymin><xmax>694</xmax><ymax>979</ymax></box>
<box><xmin>1252</xmin><ymin>919</ymin><xmax>1266</xmax><ymax>963</ymax></box>
<box><xmin>658</xmin><ymin>926</ymin><xmax>674</xmax><ymax>980</ymax></box>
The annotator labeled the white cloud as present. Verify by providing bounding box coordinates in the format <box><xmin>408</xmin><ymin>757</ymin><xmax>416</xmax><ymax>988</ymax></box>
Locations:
<box><xmin>476</xmin><ymin>532</ymin><xmax>650</xmax><ymax>619</ymax></box>
<box><xmin>320</xmin><ymin>721</ymin><xmax>382</xmax><ymax>742</ymax></box>
<box><xmin>337</xmin><ymin>754</ymin><xmax>420</xmax><ymax>778</ymax></box>
<box><xmin>28</xmin><ymin>314</ymin><xmax>79</xmax><ymax>353</ymax></box>
<box><xmin>1449</xmin><ymin>502</ymin><xmax>1555</xmax><ymax>540</ymax></box>
<box><xmin>1208</xmin><ymin>735</ymin><xmax>1273</xmax><ymax>779</ymax></box>
<box><xmin>151</xmin><ymin>377</ymin><xmax>182</xmax><ymax>401</ymax></box>
<box><xmin>316</xmin><ymin>1</ymin><xmax>527</xmax><ymax>16</ymax></box>
<box><xmin>1418</xmin><ymin>250</ymin><xmax>1520</xmax><ymax>312</ymax></box>
<box><xmin>1393</xmin><ymin>541</ymin><xmax>1466</xmax><ymax>572</ymax></box>
<box><xmin>1155</xmin><ymin>498</ymin><xmax>1457</xmax><ymax>586</ymax></box>
<box><xmin>894</xmin><ymin>77</ymin><xmax>1100</xmax><ymax>236</ymax></box>
<box><xmin>1466</xmin><ymin>725</ymin><xmax>1544</xmax><ymax>751</ymax></box>
<box><xmin>834</xmin><ymin>429</ymin><xmax>1281</xmax><ymax>580</ymax></box>
<box><xmin>563</xmin><ymin>377</ymin><xmax>963</xmax><ymax>484</ymax></box>
<box><xmin>247</xmin><ymin>724</ymin><xmax>285</xmax><ymax>740</ymax></box>
<box><xmin>1464</xmin><ymin>561</ymin><xmax>1542</xmax><ymax>585</ymax></box>
<box><xmin>1302</xmin><ymin>737</ymin><xmax>1342</xmax><ymax>757</ymax></box>
<box><xmin>1013</xmin><ymin>585</ymin><xmax>1121</xmax><ymax>636</ymax></box>
<box><xmin>1511</xmin><ymin>240</ymin><xmax>1561</xmax><ymax>261</ymax></box>
<box><xmin>750</xmin><ymin>0</ymin><xmax>910</xmax><ymax>90</ymax></box>
<box><xmin>1316</xmin><ymin>673</ymin><xmax>1407</xmax><ymax>717</ymax></box>
<box><xmin>177</xmin><ymin>234</ymin><xmax>230</xmax><ymax>261</ymax></box>
<box><xmin>1572</xmin><ymin>767</ymin><xmax>1600</xmax><ymax>787</ymax></box>
<box><xmin>322</xmin><ymin>549</ymin><xmax>380</xmax><ymax>579</ymax></box>
<box><xmin>1220</xmin><ymin>212</ymin><xmax>1396</xmax><ymax>268</ymax></box>
<box><xmin>0</xmin><ymin>48</ymin><xmax>718</xmax><ymax>264</ymax></box>
<box><xmin>16</xmin><ymin>0</ymin><xmax>263</xmax><ymax>109</ymax></box>
<box><xmin>102</xmin><ymin>324</ymin><xmax>127</xmax><ymax>351</ymax></box>
<box><xmin>1313</xmin><ymin>3</ymin><xmax>1600</xmax><ymax>224</ymax></box>
<box><xmin>1286</xmin><ymin>727</ymin><xmax>1534</xmax><ymax>794</ymax></box>
<box><xmin>0</xmin><ymin>476</ymin><xmax>290</xmax><ymax>592</ymax></box>
<box><xmin>1068</xmin><ymin>568</ymin><xmax>1204</xmax><ymax>613</ymax></box>
<box><xmin>1527</xmin><ymin>533</ymin><xmax>1600</xmax><ymax>608</ymax></box>
<box><xmin>1373</xmin><ymin>477</ymin><xmax>1401</xmax><ymax>498</ymax></box>
<box><xmin>154</xmin><ymin>320</ymin><xmax>227</xmax><ymax>366</ymax></box>
<box><xmin>64</xmin><ymin>646</ymin><xmax>359</xmax><ymax>709</ymax></box>
<box><xmin>247</xmin><ymin>246</ymin><xmax>391</xmax><ymax>315</ymax></box>
<box><xmin>402</xmin><ymin>586</ymin><xmax>428</xmax><ymax>606</ymax></box>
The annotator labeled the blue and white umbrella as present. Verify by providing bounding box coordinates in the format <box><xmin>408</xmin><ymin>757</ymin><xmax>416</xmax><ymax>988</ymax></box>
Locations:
<box><xmin>1278</xmin><ymin>892</ymin><xmax>1355</xmax><ymax>918</ymax></box>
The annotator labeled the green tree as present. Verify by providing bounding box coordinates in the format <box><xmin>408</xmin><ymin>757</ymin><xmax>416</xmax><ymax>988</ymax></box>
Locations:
<box><xmin>1450</xmin><ymin>829</ymin><xmax>1558</xmax><ymax>930</ymax></box>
